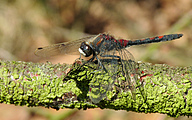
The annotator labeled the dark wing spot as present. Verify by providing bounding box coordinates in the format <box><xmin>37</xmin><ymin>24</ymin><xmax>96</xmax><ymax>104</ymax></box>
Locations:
<box><xmin>61</xmin><ymin>44</ymin><xmax>65</xmax><ymax>46</ymax></box>
<box><xmin>37</xmin><ymin>47</ymin><xmax>43</xmax><ymax>50</ymax></box>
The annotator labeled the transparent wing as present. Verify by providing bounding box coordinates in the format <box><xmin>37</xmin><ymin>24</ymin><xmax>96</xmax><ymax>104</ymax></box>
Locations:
<box><xmin>118</xmin><ymin>48</ymin><xmax>137</xmax><ymax>100</ymax></box>
<box><xmin>89</xmin><ymin>48</ymin><xmax>119</xmax><ymax>103</ymax></box>
<box><xmin>34</xmin><ymin>35</ymin><xmax>96</xmax><ymax>57</ymax></box>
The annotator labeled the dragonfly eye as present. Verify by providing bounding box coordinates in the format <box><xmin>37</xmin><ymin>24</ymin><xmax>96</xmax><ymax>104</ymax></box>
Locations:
<box><xmin>79</xmin><ymin>42</ymin><xmax>93</xmax><ymax>57</ymax></box>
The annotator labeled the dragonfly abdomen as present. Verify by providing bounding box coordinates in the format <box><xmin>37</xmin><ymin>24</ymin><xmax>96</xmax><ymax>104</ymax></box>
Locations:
<box><xmin>121</xmin><ymin>34</ymin><xmax>183</xmax><ymax>47</ymax></box>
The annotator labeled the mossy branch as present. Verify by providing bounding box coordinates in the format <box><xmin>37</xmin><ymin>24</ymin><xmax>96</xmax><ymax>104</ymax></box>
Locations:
<box><xmin>0</xmin><ymin>60</ymin><xmax>191</xmax><ymax>117</ymax></box>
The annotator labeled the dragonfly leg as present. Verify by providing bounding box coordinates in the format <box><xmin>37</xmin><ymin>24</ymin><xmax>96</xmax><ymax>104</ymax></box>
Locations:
<box><xmin>95</xmin><ymin>56</ymin><xmax>108</xmax><ymax>72</ymax></box>
<box><xmin>74</xmin><ymin>54</ymin><xmax>82</xmax><ymax>62</ymax></box>
<box><xmin>99</xmin><ymin>53</ymin><xmax>124</xmax><ymax>75</ymax></box>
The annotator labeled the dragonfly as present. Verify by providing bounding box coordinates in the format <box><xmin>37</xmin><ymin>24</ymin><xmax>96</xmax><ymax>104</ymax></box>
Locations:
<box><xmin>35</xmin><ymin>33</ymin><xmax>183</xmax><ymax>103</ymax></box>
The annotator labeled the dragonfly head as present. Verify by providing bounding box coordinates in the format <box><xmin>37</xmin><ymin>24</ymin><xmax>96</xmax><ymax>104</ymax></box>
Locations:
<box><xmin>79</xmin><ymin>42</ymin><xmax>93</xmax><ymax>57</ymax></box>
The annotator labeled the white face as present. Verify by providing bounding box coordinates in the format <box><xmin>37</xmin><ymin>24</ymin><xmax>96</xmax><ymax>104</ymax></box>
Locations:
<box><xmin>79</xmin><ymin>48</ymin><xmax>86</xmax><ymax>56</ymax></box>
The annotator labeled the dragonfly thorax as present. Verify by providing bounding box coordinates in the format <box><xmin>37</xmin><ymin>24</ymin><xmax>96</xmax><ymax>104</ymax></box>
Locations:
<box><xmin>79</xmin><ymin>41</ymin><xmax>93</xmax><ymax>57</ymax></box>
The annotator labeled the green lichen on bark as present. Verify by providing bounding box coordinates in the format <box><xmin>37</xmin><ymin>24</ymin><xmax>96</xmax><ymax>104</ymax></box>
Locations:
<box><xmin>0</xmin><ymin>60</ymin><xmax>191</xmax><ymax>117</ymax></box>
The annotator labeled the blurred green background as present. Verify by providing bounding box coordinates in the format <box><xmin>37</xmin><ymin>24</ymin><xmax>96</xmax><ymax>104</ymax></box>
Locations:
<box><xmin>0</xmin><ymin>0</ymin><xmax>191</xmax><ymax>120</ymax></box>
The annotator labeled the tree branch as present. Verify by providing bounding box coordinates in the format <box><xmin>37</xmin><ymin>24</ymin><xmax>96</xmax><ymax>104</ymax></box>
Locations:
<box><xmin>0</xmin><ymin>60</ymin><xmax>191</xmax><ymax>117</ymax></box>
